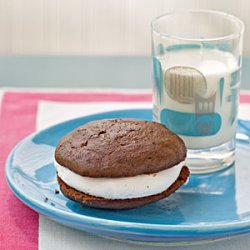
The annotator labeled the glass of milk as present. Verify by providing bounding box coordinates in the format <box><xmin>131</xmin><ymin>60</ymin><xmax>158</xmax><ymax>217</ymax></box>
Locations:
<box><xmin>151</xmin><ymin>10</ymin><xmax>244</xmax><ymax>174</ymax></box>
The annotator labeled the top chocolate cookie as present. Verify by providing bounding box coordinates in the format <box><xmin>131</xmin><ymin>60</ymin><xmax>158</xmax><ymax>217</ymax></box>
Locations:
<box><xmin>55</xmin><ymin>119</ymin><xmax>186</xmax><ymax>178</ymax></box>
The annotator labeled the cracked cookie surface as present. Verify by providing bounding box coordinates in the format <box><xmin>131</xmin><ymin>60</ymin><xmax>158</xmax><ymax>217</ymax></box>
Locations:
<box><xmin>55</xmin><ymin>119</ymin><xmax>186</xmax><ymax>178</ymax></box>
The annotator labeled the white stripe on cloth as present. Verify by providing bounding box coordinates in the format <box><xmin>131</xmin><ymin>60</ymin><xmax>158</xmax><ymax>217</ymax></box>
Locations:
<box><xmin>36</xmin><ymin>101</ymin><xmax>151</xmax><ymax>130</ymax></box>
<box><xmin>37</xmin><ymin>100</ymin><xmax>250</xmax><ymax>250</ymax></box>
<box><xmin>0</xmin><ymin>90</ymin><xmax>4</xmax><ymax>115</ymax></box>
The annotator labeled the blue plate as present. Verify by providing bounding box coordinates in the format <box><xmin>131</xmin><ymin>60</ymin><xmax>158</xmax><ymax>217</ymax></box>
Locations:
<box><xmin>5</xmin><ymin>109</ymin><xmax>250</xmax><ymax>245</ymax></box>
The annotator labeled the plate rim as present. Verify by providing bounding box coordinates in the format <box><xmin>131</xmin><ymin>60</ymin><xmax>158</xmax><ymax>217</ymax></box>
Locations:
<box><xmin>5</xmin><ymin>108</ymin><xmax>250</xmax><ymax>237</ymax></box>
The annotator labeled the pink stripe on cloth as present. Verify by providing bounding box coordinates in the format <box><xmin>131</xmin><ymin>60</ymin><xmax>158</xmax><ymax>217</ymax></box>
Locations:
<box><xmin>0</xmin><ymin>94</ymin><xmax>38</xmax><ymax>250</ymax></box>
<box><xmin>5</xmin><ymin>91</ymin><xmax>152</xmax><ymax>103</ymax></box>
<box><xmin>240</xmin><ymin>93</ymin><xmax>250</xmax><ymax>103</ymax></box>
<box><xmin>0</xmin><ymin>91</ymin><xmax>151</xmax><ymax>250</ymax></box>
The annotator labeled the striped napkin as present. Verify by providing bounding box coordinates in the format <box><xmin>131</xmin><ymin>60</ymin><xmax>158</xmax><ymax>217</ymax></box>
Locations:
<box><xmin>1</xmin><ymin>89</ymin><xmax>250</xmax><ymax>250</ymax></box>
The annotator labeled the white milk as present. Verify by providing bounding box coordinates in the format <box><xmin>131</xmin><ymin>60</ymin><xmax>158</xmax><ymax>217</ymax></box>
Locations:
<box><xmin>153</xmin><ymin>48</ymin><xmax>240</xmax><ymax>149</ymax></box>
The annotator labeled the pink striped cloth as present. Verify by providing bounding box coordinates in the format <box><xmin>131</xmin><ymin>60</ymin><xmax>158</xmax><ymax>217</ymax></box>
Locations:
<box><xmin>0</xmin><ymin>90</ymin><xmax>151</xmax><ymax>250</ymax></box>
<box><xmin>0</xmin><ymin>90</ymin><xmax>250</xmax><ymax>250</ymax></box>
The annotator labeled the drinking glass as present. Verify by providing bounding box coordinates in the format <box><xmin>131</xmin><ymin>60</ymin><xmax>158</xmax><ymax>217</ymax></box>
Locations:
<box><xmin>151</xmin><ymin>10</ymin><xmax>244</xmax><ymax>173</ymax></box>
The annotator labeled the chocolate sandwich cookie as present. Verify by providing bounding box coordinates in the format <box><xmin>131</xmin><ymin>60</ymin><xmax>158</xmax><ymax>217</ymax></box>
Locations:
<box><xmin>55</xmin><ymin>119</ymin><xmax>189</xmax><ymax>209</ymax></box>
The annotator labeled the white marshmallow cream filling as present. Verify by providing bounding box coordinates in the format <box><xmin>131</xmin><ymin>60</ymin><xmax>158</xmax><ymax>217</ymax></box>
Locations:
<box><xmin>55</xmin><ymin>160</ymin><xmax>185</xmax><ymax>200</ymax></box>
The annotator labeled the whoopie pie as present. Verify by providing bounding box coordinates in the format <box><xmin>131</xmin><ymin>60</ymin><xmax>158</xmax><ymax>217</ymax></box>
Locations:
<box><xmin>55</xmin><ymin>119</ymin><xmax>189</xmax><ymax>209</ymax></box>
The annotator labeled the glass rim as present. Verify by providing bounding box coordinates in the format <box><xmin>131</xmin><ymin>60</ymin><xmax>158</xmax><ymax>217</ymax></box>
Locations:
<box><xmin>151</xmin><ymin>9</ymin><xmax>244</xmax><ymax>42</ymax></box>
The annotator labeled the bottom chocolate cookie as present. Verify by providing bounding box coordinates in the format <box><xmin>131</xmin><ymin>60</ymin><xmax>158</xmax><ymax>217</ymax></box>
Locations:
<box><xmin>57</xmin><ymin>166</ymin><xmax>189</xmax><ymax>210</ymax></box>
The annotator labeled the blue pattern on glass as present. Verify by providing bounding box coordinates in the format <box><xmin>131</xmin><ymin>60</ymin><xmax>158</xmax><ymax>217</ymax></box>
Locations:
<box><xmin>230</xmin><ymin>88</ymin><xmax>239</xmax><ymax>125</ymax></box>
<box><xmin>166</xmin><ymin>44</ymin><xmax>200</xmax><ymax>52</ymax></box>
<box><xmin>158</xmin><ymin>43</ymin><xmax>165</xmax><ymax>55</ymax></box>
<box><xmin>228</xmin><ymin>69</ymin><xmax>241</xmax><ymax>125</ymax></box>
<box><xmin>230</xmin><ymin>69</ymin><xmax>241</xmax><ymax>87</ymax></box>
<box><xmin>219</xmin><ymin>77</ymin><xmax>224</xmax><ymax>107</ymax></box>
<box><xmin>238</xmin><ymin>56</ymin><xmax>242</xmax><ymax>67</ymax></box>
<box><xmin>160</xmin><ymin>109</ymin><xmax>222</xmax><ymax>136</ymax></box>
<box><xmin>153</xmin><ymin>57</ymin><xmax>163</xmax><ymax>104</ymax></box>
<box><xmin>165</xmin><ymin>43</ymin><xmax>231</xmax><ymax>52</ymax></box>
<box><xmin>203</xmin><ymin>43</ymin><xmax>231</xmax><ymax>52</ymax></box>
